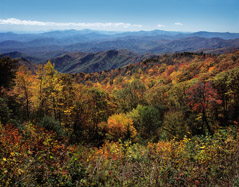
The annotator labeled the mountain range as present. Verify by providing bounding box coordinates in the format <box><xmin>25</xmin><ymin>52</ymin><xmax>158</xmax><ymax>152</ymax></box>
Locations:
<box><xmin>1</xmin><ymin>29</ymin><xmax>239</xmax><ymax>73</ymax></box>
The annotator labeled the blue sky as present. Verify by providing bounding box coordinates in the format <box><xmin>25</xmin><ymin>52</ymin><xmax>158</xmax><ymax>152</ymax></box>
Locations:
<box><xmin>1</xmin><ymin>0</ymin><xmax>239</xmax><ymax>32</ymax></box>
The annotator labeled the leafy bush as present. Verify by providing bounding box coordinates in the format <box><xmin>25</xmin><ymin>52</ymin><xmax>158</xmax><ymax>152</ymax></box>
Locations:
<box><xmin>37</xmin><ymin>115</ymin><xmax>64</xmax><ymax>138</ymax></box>
<box><xmin>0</xmin><ymin>123</ymin><xmax>238</xmax><ymax>186</ymax></box>
<box><xmin>128</xmin><ymin>105</ymin><xmax>162</xmax><ymax>140</ymax></box>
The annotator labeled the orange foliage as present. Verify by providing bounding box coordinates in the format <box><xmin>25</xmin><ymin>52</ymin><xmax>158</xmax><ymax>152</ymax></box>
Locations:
<box><xmin>102</xmin><ymin>113</ymin><xmax>137</xmax><ymax>141</ymax></box>
<box><xmin>208</xmin><ymin>66</ymin><xmax>215</xmax><ymax>72</ymax></box>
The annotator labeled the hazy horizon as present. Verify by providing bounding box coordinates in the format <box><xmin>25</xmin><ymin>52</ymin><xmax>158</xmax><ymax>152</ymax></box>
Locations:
<box><xmin>0</xmin><ymin>27</ymin><xmax>239</xmax><ymax>35</ymax></box>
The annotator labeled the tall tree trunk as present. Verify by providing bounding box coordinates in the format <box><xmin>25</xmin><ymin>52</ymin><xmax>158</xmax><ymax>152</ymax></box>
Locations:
<box><xmin>203</xmin><ymin>110</ymin><xmax>213</xmax><ymax>135</ymax></box>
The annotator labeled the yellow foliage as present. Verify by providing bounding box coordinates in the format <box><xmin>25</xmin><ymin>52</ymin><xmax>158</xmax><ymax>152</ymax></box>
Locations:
<box><xmin>105</xmin><ymin>113</ymin><xmax>137</xmax><ymax>141</ymax></box>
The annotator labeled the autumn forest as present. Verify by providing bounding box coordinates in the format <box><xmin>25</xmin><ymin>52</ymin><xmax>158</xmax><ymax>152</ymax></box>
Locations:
<box><xmin>0</xmin><ymin>50</ymin><xmax>239</xmax><ymax>186</ymax></box>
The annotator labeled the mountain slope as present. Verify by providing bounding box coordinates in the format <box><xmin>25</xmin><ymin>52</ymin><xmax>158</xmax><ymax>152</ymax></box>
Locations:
<box><xmin>2</xmin><ymin>51</ymin><xmax>41</xmax><ymax>63</ymax></box>
<box><xmin>50</xmin><ymin>49</ymin><xmax>155</xmax><ymax>73</ymax></box>
<box><xmin>148</xmin><ymin>37</ymin><xmax>239</xmax><ymax>53</ymax></box>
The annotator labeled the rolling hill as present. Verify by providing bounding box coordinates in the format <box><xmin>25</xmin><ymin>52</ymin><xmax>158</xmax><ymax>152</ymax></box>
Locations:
<box><xmin>50</xmin><ymin>49</ymin><xmax>155</xmax><ymax>73</ymax></box>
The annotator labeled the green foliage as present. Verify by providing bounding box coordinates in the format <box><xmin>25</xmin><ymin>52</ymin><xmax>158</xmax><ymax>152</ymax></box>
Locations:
<box><xmin>128</xmin><ymin>105</ymin><xmax>163</xmax><ymax>141</ymax></box>
<box><xmin>114</xmin><ymin>79</ymin><xmax>146</xmax><ymax>112</ymax></box>
<box><xmin>163</xmin><ymin>110</ymin><xmax>189</xmax><ymax>139</ymax></box>
<box><xmin>0</xmin><ymin>97</ymin><xmax>12</xmax><ymax>124</ymax></box>
<box><xmin>37</xmin><ymin>115</ymin><xmax>64</xmax><ymax>138</ymax></box>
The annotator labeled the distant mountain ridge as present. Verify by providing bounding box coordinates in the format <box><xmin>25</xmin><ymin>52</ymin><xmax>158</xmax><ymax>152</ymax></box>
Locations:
<box><xmin>1</xmin><ymin>34</ymin><xmax>239</xmax><ymax>63</ymax></box>
<box><xmin>1</xmin><ymin>29</ymin><xmax>239</xmax><ymax>73</ymax></box>
<box><xmin>189</xmin><ymin>31</ymin><xmax>239</xmax><ymax>39</ymax></box>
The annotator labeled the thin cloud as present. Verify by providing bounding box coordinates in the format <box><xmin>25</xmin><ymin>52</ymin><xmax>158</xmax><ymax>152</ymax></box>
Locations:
<box><xmin>175</xmin><ymin>22</ymin><xmax>183</xmax><ymax>26</ymax></box>
<box><xmin>157</xmin><ymin>24</ymin><xmax>166</xmax><ymax>28</ymax></box>
<box><xmin>0</xmin><ymin>18</ymin><xmax>142</xmax><ymax>29</ymax></box>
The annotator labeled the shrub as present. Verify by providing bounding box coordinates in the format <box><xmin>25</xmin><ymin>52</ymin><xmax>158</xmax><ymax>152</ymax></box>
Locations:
<box><xmin>37</xmin><ymin>115</ymin><xmax>64</xmax><ymax>138</ymax></box>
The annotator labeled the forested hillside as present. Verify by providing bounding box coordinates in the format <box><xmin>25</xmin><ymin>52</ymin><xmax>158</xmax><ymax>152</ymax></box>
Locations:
<box><xmin>50</xmin><ymin>49</ymin><xmax>155</xmax><ymax>73</ymax></box>
<box><xmin>0</xmin><ymin>51</ymin><xmax>239</xmax><ymax>186</ymax></box>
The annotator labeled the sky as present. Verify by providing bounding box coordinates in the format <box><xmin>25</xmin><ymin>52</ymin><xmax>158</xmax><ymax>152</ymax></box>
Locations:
<box><xmin>1</xmin><ymin>0</ymin><xmax>239</xmax><ymax>33</ymax></box>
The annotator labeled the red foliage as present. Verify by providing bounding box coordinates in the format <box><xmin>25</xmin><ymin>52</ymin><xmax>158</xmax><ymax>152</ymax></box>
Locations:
<box><xmin>187</xmin><ymin>81</ymin><xmax>222</xmax><ymax>112</ymax></box>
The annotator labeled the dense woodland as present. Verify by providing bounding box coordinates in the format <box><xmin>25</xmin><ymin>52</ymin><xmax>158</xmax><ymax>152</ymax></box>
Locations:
<box><xmin>0</xmin><ymin>51</ymin><xmax>239</xmax><ymax>186</ymax></box>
